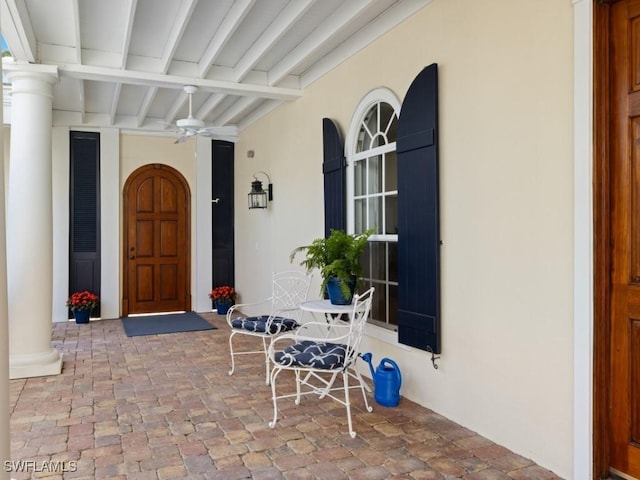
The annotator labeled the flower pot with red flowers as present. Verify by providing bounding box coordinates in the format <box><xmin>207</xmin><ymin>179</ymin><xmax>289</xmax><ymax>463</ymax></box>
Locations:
<box><xmin>66</xmin><ymin>290</ymin><xmax>99</xmax><ymax>323</ymax></box>
<box><xmin>209</xmin><ymin>286</ymin><xmax>236</xmax><ymax>315</ymax></box>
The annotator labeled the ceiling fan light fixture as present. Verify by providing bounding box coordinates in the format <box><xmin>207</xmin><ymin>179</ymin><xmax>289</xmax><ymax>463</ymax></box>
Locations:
<box><xmin>176</xmin><ymin>117</ymin><xmax>205</xmax><ymax>129</ymax></box>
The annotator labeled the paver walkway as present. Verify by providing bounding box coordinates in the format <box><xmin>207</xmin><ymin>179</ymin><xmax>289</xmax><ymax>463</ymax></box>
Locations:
<box><xmin>8</xmin><ymin>313</ymin><xmax>564</xmax><ymax>479</ymax></box>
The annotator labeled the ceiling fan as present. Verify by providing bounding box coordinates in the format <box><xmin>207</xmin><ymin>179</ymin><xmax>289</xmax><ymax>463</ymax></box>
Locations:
<box><xmin>168</xmin><ymin>85</ymin><xmax>239</xmax><ymax>144</ymax></box>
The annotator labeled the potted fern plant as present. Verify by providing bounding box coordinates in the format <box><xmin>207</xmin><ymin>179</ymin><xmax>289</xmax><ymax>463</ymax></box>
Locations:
<box><xmin>290</xmin><ymin>228</ymin><xmax>373</xmax><ymax>304</ymax></box>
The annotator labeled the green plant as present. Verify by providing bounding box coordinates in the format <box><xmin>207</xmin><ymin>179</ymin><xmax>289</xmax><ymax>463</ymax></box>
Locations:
<box><xmin>290</xmin><ymin>228</ymin><xmax>374</xmax><ymax>296</ymax></box>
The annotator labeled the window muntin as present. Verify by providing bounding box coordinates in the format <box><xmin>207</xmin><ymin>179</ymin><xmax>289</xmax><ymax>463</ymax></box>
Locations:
<box><xmin>361</xmin><ymin>241</ymin><xmax>398</xmax><ymax>328</ymax></box>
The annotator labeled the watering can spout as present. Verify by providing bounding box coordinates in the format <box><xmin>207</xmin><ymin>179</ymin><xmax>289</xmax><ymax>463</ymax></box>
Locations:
<box><xmin>361</xmin><ymin>352</ymin><xmax>376</xmax><ymax>378</ymax></box>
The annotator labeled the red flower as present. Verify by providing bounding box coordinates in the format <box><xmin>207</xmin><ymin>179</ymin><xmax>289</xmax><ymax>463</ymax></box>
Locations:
<box><xmin>209</xmin><ymin>286</ymin><xmax>236</xmax><ymax>302</ymax></box>
<box><xmin>66</xmin><ymin>291</ymin><xmax>99</xmax><ymax>311</ymax></box>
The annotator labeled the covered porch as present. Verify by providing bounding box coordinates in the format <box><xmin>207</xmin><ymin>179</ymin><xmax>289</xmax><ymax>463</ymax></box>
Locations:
<box><xmin>0</xmin><ymin>0</ymin><xmax>590</xmax><ymax>477</ymax></box>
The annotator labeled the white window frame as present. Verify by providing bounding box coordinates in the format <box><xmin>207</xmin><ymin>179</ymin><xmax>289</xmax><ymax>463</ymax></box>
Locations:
<box><xmin>345</xmin><ymin>88</ymin><xmax>401</xmax><ymax>240</ymax></box>
<box><xmin>345</xmin><ymin>88</ymin><xmax>401</xmax><ymax>331</ymax></box>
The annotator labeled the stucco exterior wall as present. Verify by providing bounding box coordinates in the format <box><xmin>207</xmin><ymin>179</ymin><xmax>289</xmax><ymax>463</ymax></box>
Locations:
<box><xmin>233</xmin><ymin>0</ymin><xmax>574</xmax><ymax>477</ymax></box>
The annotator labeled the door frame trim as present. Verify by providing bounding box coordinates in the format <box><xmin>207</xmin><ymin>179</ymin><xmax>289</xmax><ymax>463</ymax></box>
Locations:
<box><xmin>593</xmin><ymin>0</ymin><xmax>619</xmax><ymax>478</ymax></box>
<box><xmin>121</xmin><ymin>163</ymin><xmax>191</xmax><ymax>316</ymax></box>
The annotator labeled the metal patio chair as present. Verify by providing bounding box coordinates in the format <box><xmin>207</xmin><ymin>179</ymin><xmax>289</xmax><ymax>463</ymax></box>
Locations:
<box><xmin>226</xmin><ymin>271</ymin><xmax>312</xmax><ymax>384</ymax></box>
<box><xmin>267</xmin><ymin>287</ymin><xmax>375</xmax><ymax>438</ymax></box>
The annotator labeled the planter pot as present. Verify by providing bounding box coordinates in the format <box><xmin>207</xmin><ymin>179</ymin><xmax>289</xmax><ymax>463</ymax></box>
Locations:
<box><xmin>326</xmin><ymin>276</ymin><xmax>357</xmax><ymax>305</ymax></box>
<box><xmin>214</xmin><ymin>300</ymin><xmax>232</xmax><ymax>315</ymax></box>
<box><xmin>72</xmin><ymin>309</ymin><xmax>91</xmax><ymax>324</ymax></box>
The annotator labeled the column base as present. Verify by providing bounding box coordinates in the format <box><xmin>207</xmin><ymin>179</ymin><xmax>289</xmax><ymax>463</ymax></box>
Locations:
<box><xmin>9</xmin><ymin>348</ymin><xmax>62</xmax><ymax>379</ymax></box>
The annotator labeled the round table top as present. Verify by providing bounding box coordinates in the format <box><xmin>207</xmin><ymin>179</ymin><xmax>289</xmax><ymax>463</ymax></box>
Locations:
<box><xmin>300</xmin><ymin>299</ymin><xmax>363</xmax><ymax>314</ymax></box>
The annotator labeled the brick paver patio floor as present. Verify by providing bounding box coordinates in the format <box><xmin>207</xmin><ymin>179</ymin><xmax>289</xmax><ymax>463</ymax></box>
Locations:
<box><xmin>7</xmin><ymin>313</ymin><xmax>564</xmax><ymax>479</ymax></box>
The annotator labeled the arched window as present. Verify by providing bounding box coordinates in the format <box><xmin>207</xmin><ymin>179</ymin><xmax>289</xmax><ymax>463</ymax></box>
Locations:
<box><xmin>346</xmin><ymin>88</ymin><xmax>401</xmax><ymax>329</ymax></box>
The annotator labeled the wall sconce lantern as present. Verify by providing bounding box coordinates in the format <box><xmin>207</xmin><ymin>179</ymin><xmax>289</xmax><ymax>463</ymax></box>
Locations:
<box><xmin>248</xmin><ymin>171</ymin><xmax>273</xmax><ymax>209</ymax></box>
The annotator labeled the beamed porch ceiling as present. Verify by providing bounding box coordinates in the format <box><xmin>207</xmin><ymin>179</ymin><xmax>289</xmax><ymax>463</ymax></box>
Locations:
<box><xmin>0</xmin><ymin>0</ymin><xmax>430</xmax><ymax>138</ymax></box>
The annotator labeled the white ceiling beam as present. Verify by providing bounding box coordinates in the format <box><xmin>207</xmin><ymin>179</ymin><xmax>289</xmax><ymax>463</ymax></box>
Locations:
<box><xmin>1</xmin><ymin>0</ymin><xmax>36</xmax><ymax>62</ymax></box>
<box><xmin>197</xmin><ymin>0</ymin><xmax>254</xmax><ymax>79</ymax></box>
<box><xmin>71</xmin><ymin>0</ymin><xmax>85</xmax><ymax>122</ymax></box>
<box><xmin>237</xmin><ymin>98</ymin><xmax>283</xmax><ymax>131</ymax></box>
<box><xmin>269</xmin><ymin>0</ymin><xmax>374</xmax><ymax>86</ymax></box>
<box><xmin>78</xmin><ymin>79</ymin><xmax>85</xmax><ymax>124</ymax></box>
<box><xmin>136</xmin><ymin>86</ymin><xmax>157</xmax><ymax>127</ymax></box>
<box><xmin>233</xmin><ymin>0</ymin><xmax>314</xmax><ymax>82</ymax></box>
<box><xmin>51</xmin><ymin>63</ymin><xmax>303</xmax><ymax>101</ymax></box>
<box><xmin>160</xmin><ymin>0</ymin><xmax>197</xmax><ymax>73</ymax></box>
<box><xmin>143</xmin><ymin>0</ymin><xmax>198</xmax><ymax>128</ymax></box>
<box><xmin>195</xmin><ymin>93</ymin><xmax>225</xmax><ymax>120</ymax></box>
<box><xmin>211</xmin><ymin>0</ymin><xmax>313</xmax><ymax>123</ymax></box>
<box><xmin>108</xmin><ymin>0</ymin><xmax>136</xmax><ymax>128</ymax></box>
<box><xmin>164</xmin><ymin>93</ymin><xmax>187</xmax><ymax>124</ymax></box>
<box><xmin>109</xmin><ymin>83</ymin><xmax>122</xmax><ymax>126</ymax></box>
<box><xmin>71</xmin><ymin>0</ymin><xmax>81</xmax><ymax>63</ymax></box>
<box><xmin>119</xmin><ymin>0</ymin><xmax>137</xmax><ymax>69</ymax></box>
<box><xmin>195</xmin><ymin>0</ymin><xmax>255</xmax><ymax>122</ymax></box>
<box><xmin>301</xmin><ymin>0</ymin><xmax>433</xmax><ymax>88</ymax></box>
<box><xmin>213</xmin><ymin>96</ymin><xmax>255</xmax><ymax>126</ymax></box>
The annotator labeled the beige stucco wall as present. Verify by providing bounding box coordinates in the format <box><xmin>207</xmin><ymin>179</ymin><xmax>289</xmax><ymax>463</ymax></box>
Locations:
<box><xmin>120</xmin><ymin>135</ymin><xmax>195</xmax><ymax>186</ymax></box>
<box><xmin>234</xmin><ymin>0</ymin><xmax>574</xmax><ymax>477</ymax></box>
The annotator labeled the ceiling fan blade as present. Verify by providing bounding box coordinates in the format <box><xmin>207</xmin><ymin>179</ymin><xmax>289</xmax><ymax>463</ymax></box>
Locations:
<box><xmin>215</xmin><ymin>135</ymin><xmax>239</xmax><ymax>143</ymax></box>
<box><xmin>198</xmin><ymin>131</ymin><xmax>239</xmax><ymax>143</ymax></box>
<box><xmin>153</xmin><ymin>119</ymin><xmax>176</xmax><ymax>129</ymax></box>
<box><xmin>198</xmin><ymin>125</ymin><xmax>239</xmax><ymax>136</ymax></box>
<box><xmin>174</xmin><ymin>128</ymin><xmax>198</xmax><ymax>144</ymax></box>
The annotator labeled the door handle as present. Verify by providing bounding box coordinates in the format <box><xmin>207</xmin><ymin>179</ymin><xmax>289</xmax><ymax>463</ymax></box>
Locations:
<box><xmin>129</xmin><ymin>255</ymin><xmax>135</xmax><ymax>260</ymax></box>
<box><xmin>212</xmin><ymin>198</ymin><xmax>220</xmax><ymax>204</ymax></box>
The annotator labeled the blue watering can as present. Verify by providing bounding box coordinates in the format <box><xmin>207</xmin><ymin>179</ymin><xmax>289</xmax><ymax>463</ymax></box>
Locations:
<box><xmin>361</xmin><ymin>352</ymin><xmax>402</xmax><ymax>407</ymax></box>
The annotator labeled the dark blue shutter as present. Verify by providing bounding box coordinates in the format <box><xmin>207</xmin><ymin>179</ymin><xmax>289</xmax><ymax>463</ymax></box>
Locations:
<box><xmin>212</xmin><ymin>140</ymin><xmax>235</xmax><ymax>288</ymax></box>
<box><xmin>397</xmin><ymin>64</ymin><xmax>440</xmax><ymax>353</ymax></box>
<box><xmin>69</xmin><ymin>131</ymin><xmax>101</xmax><ymax>316</ymax></box>
<box><xmin>322</xmin><ymin>118</ymin><xmax>346</xmax><ymax>237</ymax></box>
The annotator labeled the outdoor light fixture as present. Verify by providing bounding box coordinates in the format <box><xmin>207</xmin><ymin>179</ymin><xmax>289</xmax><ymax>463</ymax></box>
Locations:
<box><xmin>248</xmin><ymin>171</ymin><xmax>273</xmax><ymax>209</ymax></box>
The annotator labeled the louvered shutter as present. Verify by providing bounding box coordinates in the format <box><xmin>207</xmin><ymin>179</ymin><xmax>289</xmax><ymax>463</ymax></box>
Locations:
<box><xmin>322</xmin><ymin>118</ymin><xmax>346</xmax><ymax>237</ymax></box>
<box><xmin>397</xmin><ymin>64</ymin><xmax>440</xmax><ymax>352</ymax></box>
<box><xmin>69</xmin><ymin>131</ymin><xmax>101</xmax><ymax>315</ymax></box>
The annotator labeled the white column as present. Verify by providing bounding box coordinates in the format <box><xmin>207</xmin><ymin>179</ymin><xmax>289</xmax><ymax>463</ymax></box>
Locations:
<box><xmin>0</xmin><ymin>48</ymin><xmax>12</xmax><ymax>480</ymax></box>
<box><xmin>6</xmin><ymin>65</ymin><xmax>62</xmax><ymax>379</ymax></box>
<box><xmin>51</xmin><ymin>127</ymin><xmax>70</xmax><ymax>323</ymax></box>
<box><xmin>195</xmin><ymin>136</ymin><xmax>213</xmax><ymax>313</ymax></box>
<box><xmin>99</xmin><ymin>128</ymin><xmax>121</xmax><ymax>320</ymax></box>
<box><xmin>572</xmin><ymin>0</ymin><xmax>593</xmax><ymax>478</ymax></box>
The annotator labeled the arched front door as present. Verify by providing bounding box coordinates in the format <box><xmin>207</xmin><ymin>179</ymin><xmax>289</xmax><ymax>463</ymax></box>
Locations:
<box><xmin>122</xmin><ymin>164</ymin><xmax>191</xmax><ymax>315</ymax></box>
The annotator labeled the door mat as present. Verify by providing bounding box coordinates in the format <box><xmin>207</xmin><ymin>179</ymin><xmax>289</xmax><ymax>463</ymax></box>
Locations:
<box><xmin>121</xmin><ymin>311</ymin><xmax>216</xmax><ymax>337</ymax></box>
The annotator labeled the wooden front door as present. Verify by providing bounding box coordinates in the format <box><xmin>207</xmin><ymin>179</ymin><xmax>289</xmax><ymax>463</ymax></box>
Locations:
<box><xmin>607</xmin><ymin>0</ymin><xmax>640</xmax><ymax>476</ymax></box>
<box><xmin>123</xmin><ymin>164</ymin><xmax>191</xmax><ymax>315</ymax></box>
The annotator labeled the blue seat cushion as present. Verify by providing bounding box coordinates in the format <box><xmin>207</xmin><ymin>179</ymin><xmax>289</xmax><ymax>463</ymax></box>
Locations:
<box><xmin>274</xmin><ymin>340</ymin><xmax>347</xmax><ymax>369</ymax></box>
<box><xmin>231</xmin><ymin>315</ymin><xmax>299</xmax><ymax>334</ymax></box>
